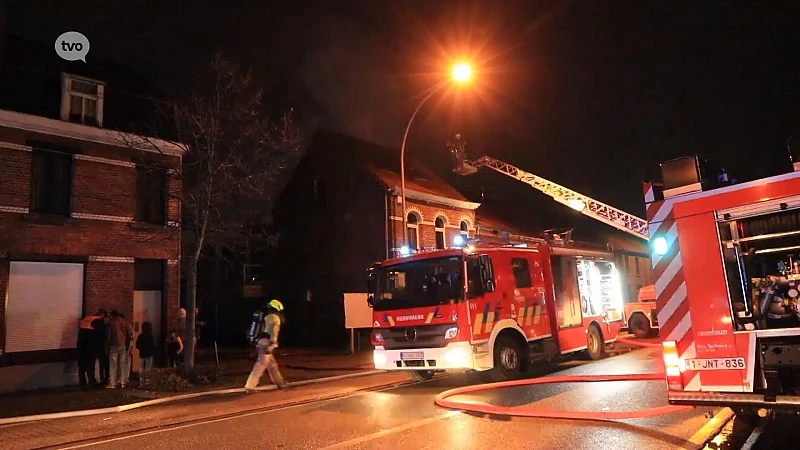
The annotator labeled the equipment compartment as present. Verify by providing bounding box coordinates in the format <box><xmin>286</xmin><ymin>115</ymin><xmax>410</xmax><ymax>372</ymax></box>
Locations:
<box><xmin>718</xmin><ymin>206</ymin><xmax>800</xmax><ymax>331</ymax></box>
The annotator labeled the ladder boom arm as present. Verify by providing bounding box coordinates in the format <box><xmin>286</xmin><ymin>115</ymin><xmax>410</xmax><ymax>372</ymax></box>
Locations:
<box><xmin>469</xmin><ymin>156</ymin><xmax>650</xmax><ymax>241</ymax></box>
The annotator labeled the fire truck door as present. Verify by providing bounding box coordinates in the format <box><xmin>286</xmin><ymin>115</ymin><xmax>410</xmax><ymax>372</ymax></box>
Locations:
<box><xmin>551</xmin><ymin>256</ymin><xmax>583</xmax><ymax>329</ymax></box>
<box><xmin>510</xmin><ymin>256</ymin><xmax>550</xmax><ymax>338</ymax></box>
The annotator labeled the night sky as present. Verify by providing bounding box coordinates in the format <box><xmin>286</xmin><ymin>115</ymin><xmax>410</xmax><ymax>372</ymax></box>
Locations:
<box><xmin>6</xmin><ymin>1</ymin><xmax>800</xmax><ymax>236</ymax></box>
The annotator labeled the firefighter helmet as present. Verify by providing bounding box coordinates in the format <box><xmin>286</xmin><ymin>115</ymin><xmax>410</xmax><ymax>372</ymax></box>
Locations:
<box><xmin>268</xmin><ymin>299</ymin><xmax>284</xmax><ymax>311</ymax></box>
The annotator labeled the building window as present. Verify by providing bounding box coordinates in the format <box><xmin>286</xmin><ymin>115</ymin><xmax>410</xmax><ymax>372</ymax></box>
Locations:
<box><xmin>135</xmin><ymin>165</ymin><xmax>167</xmax><ymax>225</ymax></box>
<box><xmin>30</xmin><ymin>149</ymin><xmax>73</xmax><ymax>216</ymax></box>
<box><xmin>460</xmin><ymin>220</ymin><xmax>469</xmax><ymax>240</ymax></box>
<box><xmin>406</xmin><ymin>212</ymin><xmax>420</xmax><ymax>250</ymax></box>
<box><xmin>61</xmin><ymin>73</ymin><xmax>104</xmax><ymax>127</ymax></box>
<box><xmin>435</xmin><ymin>217</ymin><xmax>446</xmax><ymax>249</ymax></box>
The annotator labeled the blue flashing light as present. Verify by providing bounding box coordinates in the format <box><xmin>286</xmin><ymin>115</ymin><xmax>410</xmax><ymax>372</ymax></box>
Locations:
<box><xmin>453</xmin><ymin>235</ymin><xmax>466</xmax><ymax>247</ymax></box>
<box><xmin>400</xmin><ymin>245</ymin><xmax>411</xmax><ymax>257</ymax></box>
<box><xmin>653</xmin><ymin>236</ymin><xmax>669</xmax><ymax>256</ymax></box>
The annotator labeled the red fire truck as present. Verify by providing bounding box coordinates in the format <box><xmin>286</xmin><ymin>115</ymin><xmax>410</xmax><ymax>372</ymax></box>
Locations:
<box><xmin>367</xmin><ymin>235</ymin><xmax>626</xmax><ymax>382</ymax></box>
<box><xmin>647</xmin><ymin>155</ymin><xmax>800</xmax><ymax>416</ymax></box>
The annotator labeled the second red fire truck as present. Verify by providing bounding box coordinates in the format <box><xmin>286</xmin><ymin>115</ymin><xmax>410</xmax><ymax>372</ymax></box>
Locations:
<box><xmin>648</xmin><ymin>154</ymin><xmax>800</xmax><ymax>417</ymax></box>
<box><xmin>367</xmin><ymin>234</ymin><xmax>626</xmax><ymax>381</ymax></box>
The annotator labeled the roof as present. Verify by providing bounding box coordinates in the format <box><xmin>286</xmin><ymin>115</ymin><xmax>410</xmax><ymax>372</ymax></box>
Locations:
<box><xmin>309</xmin><ymin>129</ymin><xmax>476</xmax><ymax>207</ymax></box>
<box><xmin>0</xmin><ymin>109</ymin><xmax>185</xmax><ymax>155</ymax></box>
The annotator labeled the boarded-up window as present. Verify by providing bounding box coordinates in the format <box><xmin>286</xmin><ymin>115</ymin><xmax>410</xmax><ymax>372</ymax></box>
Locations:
<box><xmin>5</xmin><ymin>262</ymin><xmax>84</xmax><ymax>352</ymax></box>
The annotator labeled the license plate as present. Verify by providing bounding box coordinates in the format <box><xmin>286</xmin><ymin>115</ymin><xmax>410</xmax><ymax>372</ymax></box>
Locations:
<box><xmin>684</xmin><ymin>357</ymin><xmax>745</xmax><ymax>371</ymax></box>
<box><xmin>400</xmin><ymin>352</ymin><xmax>424</xmax><ymax>360</ymax></box>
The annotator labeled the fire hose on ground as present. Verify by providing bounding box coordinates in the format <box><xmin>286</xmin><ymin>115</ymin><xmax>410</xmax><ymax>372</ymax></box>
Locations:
<box><xmin>434</xmin><ymin>338</ymin><xmax>695</xmax><ymax>421</ymax></box>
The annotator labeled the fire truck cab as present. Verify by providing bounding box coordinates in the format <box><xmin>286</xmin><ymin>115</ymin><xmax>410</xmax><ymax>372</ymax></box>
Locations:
<box><xmin>367</xmin><ymin>238</ymin><xmax>625</xmax><ymax>382</ymax></box>
<box><xmin>624</xmin><ymin>285</ymin><xmax>658</xmax><ymax>338</ymax></box>
<box><xmin>648</xmin><ymin>155</ymin><xmax>800</xmax><ymax>415</ymax></box>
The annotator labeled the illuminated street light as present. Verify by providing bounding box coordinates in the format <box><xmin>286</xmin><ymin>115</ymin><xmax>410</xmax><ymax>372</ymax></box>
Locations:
<box><xmin>400</xmin><ymin>62</ymin><xmax>474</xmax><ymax>251</ymax></box>
<box><xmin>452</xmin><ymin>63</ymin><xmax>473</xmax><ymax>83</ymax></box>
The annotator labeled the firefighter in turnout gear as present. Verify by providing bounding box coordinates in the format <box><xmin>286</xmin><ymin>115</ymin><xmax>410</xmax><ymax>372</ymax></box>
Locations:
<box><xmin>245</xmin><ymin>299</ymin><xmax>288</xmax><ymax>390</ymax></box>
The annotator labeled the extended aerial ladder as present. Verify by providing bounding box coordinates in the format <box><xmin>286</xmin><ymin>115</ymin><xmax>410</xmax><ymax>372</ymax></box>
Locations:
<box><xmin>447</xmin><ymin>134</ymin><xmax>658</xmax><ymax>337</ymax></box>
<box><xmin>447</xmin><ymin>134</ymin><xmax>650</xmax><ymax>242</ymax></box>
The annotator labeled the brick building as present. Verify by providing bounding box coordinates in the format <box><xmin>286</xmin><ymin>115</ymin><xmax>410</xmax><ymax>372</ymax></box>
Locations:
<box><xmin>271</xmin><ymin>129</ymin><xmax>480</xmax><ymax>349</ymax></box>
<box><xmin>0</xmin><ymin>34</ymin><xmax>184</xmax><ymax>392</ymax></box>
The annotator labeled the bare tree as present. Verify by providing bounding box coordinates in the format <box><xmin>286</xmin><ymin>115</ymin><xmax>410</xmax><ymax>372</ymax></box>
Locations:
<box><xmin>124</xmin><ymin>54</ymin><xmax>303</xmax><ymax>368</ymax></box>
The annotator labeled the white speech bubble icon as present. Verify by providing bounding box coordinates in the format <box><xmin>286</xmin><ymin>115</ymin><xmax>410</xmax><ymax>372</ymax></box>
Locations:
<box><xmin>55</xmin><ymin>31</ymin><xmax>90</xmax><ymax>63</ymax></box>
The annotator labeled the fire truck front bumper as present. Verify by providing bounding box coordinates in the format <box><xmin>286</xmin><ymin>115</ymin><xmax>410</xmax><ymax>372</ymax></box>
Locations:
<box><xmin>669</xmin><ymin>391</ymin><xmax>800</xmax><ymax>410</ymax></box>
<box><xmin>372</xmin><ymin>341</ymin><xmax>475</xmax><ymax>371</ymax></box>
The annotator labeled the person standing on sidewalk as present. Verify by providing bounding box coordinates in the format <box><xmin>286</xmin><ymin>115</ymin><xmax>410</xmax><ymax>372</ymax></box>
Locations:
<box><xmin>167</xmin><ymin>328</ymin><xmax>184</xmax><ymax>367</ymax></box>
<box><xmin>93</xmin><ymin>312</ymin><xmax>110</xmax><ymax>386</ymax></box>
<box><xmin>120</xmin><ymin>313</ymin><xmax>135</xmax><ymax>386</ymax></box>
<box><xmin>135</xmin><ymin>322</ymin><xmax>156</xmax><ymax>385</ymax></box>
<box><xmin>106</xmin><ymin>310</ymin><xmax>131</xmax><ymax>388</ymax></box>
<box><xmin>77</xmin><ymin>310</ymin><xmax>105</xmax><ymax>389</ymax></box>
<box><xmin>245</xmin><ymin>299</ymin><xmax>288</xmax><ymax>391</ymax></box>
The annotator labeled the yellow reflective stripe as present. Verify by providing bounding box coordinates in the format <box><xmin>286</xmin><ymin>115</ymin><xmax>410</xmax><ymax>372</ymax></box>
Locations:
<box><xmin>425</xmin><ymin>313</ymin><xmax>434</xmax><ymax>324</ymax></box>
<box><xmin>533</xmin><ymin>304</ymin><xmax>542</xmax><ymax>325</ymax></box>
<box><xmin>473</xmin><ymin>313</ymin><xmax>484</xmax><ymax>335</ymax></box>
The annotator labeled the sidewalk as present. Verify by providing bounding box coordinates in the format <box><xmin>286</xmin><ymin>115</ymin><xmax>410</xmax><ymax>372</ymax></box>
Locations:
<box><xmin>0</xmin><ymin>350</ymin><xmax>375</xmax><ymax>420</ymax></box>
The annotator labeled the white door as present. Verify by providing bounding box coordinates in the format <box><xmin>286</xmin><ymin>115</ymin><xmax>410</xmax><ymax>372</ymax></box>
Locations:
<box><xmin>132</xmin><ymin>290</ymin><xmax>162</xmax><ymax>372</ymax></box>
<box><xmin>5</xmin><ymin>262</ymin><xmax>84</xmax><ymax>353</ymax></box>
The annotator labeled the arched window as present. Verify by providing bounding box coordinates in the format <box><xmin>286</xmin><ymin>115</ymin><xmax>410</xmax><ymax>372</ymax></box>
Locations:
<box><xmin>406</xmin><ymin>212</ymin><xmax>420</xmax><ymax>250</ymax></box>
<box><xmin>435</xmin><ymin>217</ymin><xmax>446</xmax><ymax>249</ymax></box>
<box><xmin>459</xmin><ymin>220</ymin><xmax>469</xmax><ymax>241</ymax></box>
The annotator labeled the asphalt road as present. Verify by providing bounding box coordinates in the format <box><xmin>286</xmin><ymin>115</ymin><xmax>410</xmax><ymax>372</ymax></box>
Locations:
<box><xmin>22</xmin><ymin>347</ymin><xmax>725</xmax><ymax>450</ymax></box>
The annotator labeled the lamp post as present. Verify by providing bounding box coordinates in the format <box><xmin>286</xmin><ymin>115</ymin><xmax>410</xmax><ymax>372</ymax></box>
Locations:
<box><xmin>400</xmin><ymin>63</ymin><xmax>473</xmax><ymax>248</ymax></box>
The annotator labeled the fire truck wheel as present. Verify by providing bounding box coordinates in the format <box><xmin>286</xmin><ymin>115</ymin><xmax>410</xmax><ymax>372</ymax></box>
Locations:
<box><xmin>586</xmin><ymin>325</ymin><xmax>605</xmax><ymax>360</ymax></box>
<box><xmin>629</xmin><ymin>313</ymin><xmax>652</xmax><ymax>339</ymax></box>
<box><xmin>408</xmin><ymin>370</ymin><xmax>435</xmax><ymax>382</ymax></box>
<box><xmin>488</xmin><ymin>334</ymin><xmax>527</xmax><ymax>381</ymax></box>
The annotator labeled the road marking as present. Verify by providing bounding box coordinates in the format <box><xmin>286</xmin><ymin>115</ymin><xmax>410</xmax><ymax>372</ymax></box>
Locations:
<box><xmin>319</xmin><ymin>411</ymin><xmax>462</xmax><ymax>449</ymax></box>
<box><xmin>740</xmin><ymin>423</ymin><xmax>766</xmax><ymax>450</ymax></box>
<box><xmin>55</xmin><ymin>377</ymin><xmax>442</xmax><ymax>449</ymax></box>
<box><xmin>687</xmin><ymin>407</ymin><xmax>734</xmax><ymax>448</ymax></box>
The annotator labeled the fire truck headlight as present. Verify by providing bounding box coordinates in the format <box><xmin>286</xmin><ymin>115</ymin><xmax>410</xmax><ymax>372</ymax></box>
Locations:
<box><xmin>373</xmin><ymin>350</ymin><xmax>387</xmax><ymax>367</ymax></box>
<box><xmin>444</xmin><ymin>327</ymin><xmax>459</xmax><ymax>340</ymax></box>
<box><xmin>653</xmin><ymin>236</ymin><xmax>669</xmax><ymax>256</ymax></box>
<box><xmin>444</xmin><ymin>347</ymin><xmax>470</xmax><ymax>366</ymax></box>
<box><xmin>400</xmin><ymin>245</ymin><xmax>411</xmax><ymax>257</ymax></box>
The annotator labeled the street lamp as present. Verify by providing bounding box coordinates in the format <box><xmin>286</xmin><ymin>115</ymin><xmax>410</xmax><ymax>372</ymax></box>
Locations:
<box><xmin>400</xmin><ymin>63</ymin><xmax>473</xmax><ymax>249</ymax></box>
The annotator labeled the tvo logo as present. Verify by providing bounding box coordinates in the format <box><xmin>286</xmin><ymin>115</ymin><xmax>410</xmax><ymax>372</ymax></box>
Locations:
<box><xmin>55</xmin><ymin>31</ymin><xmax>90</xmax><ymax>62</ymax></box>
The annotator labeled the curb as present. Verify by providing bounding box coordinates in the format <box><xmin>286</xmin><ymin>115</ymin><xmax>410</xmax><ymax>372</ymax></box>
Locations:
<box><xmin>687</xmin><ymin>407</ymin><xmax>735</xmax><ymax>450</ymax></box>
<box><xmin>0</xmin><ymin>369</ymin><xmax>386</xmax><ymax>426</ymax></box>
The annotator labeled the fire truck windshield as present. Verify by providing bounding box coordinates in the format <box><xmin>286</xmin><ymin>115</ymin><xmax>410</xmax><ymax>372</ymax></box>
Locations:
<box><xmin>372</xmin><ymin>256</ymin><xmax>465</xmax><ymax>312</ymax></box>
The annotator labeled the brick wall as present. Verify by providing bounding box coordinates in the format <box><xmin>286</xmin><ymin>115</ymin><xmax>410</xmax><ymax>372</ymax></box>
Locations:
<box><xmin>166</xmin><ymin>262</ymin><xmax>181</xmax><ymax>329</ymax></box>
<box><xmin>387</xmin><ymin>195</ymin><xmax>475</xmax><ymax>253</ymax></box>
<box><xmin>0</xmin><ymin>257</ymin><xmax>7</xmax><ymax>353</ymax></box>
<box><xmin>85</xmin><ymin>262</ymin><xmax>135</xmax><ymax>317</ymax></box>
<box><xmin>73</xmin><ymin>159</ymin><xmax>135</xmax><ymax>217</ymax></box>
<box><xmin>0</xmin><ymin>147</ymin><xmax>29</xmax><ymax>208</ymax></box>
<box><xmin>167</xmin><ymin>174</ymin><xmax>181</xmax><ymax>224</ymax></box>
<box><xmin>0</xmin><ymin>215</ymin><xmax>179</xmax><ymax>258</ymax></box>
